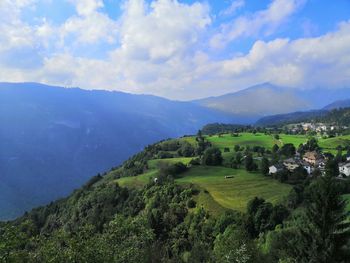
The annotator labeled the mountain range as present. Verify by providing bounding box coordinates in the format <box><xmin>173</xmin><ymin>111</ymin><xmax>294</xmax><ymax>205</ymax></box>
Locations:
<box><xmin>0</xmin><ymin>82</ymin><xmax>236</xmax><ymax>220</ymax></box>
<box><xmin>1</xmin><ymin>82</ymin><xmax>349</xmax><ymax>220</ymax></box>
<box><xmin>194</xmin><ymin>83</ymin><xmax>350</xmax><ymax>120</ymax></box>
<box><xmin>255</xmin><ymin>98</ymin><xmax>350</xmax><ymax>126</ymax></box>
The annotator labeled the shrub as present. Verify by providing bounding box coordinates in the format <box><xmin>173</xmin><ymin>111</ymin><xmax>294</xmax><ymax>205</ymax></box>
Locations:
<box><xmin>187</xmin><ymin>199</ymin><xmax>196</xmax><ymax>208</ymax></box>
<box><xmin>202</xmin><ymin>147</ymin><xmax>223</xmax><ymax>166</ymax></box>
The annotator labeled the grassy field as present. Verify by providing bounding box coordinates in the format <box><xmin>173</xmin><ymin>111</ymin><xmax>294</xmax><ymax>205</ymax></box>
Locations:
<box><xmin>117</xmin><ymin>170</ymin><xmax>157</xmax><ymax>188</ymax></box>
<box><xmin>148</xmin><ymin>157</ymin><xmax>193</xmax><ymax>169</ymax></box>
<box><xmin>206</xmin><ymin>133</ymin><xmax>280</xmax><ymax>150</ymax></box>
<box><xmin>116</xmin><ymin>133</ymin><xmax>350</xmax><ymax>216</ymax></box>
<box><xmin>192</xmin><ymin>190</ymin><xmax>229</xmax><ymax>217</ymax></box>
<box><xmin>116</xmin><ymin>161</ymin><xmax>291</xmax><ymax>214</ymax></box>
<box><xmin>176</xmin><ymin>166</ymin><xmax>291</xmax><ymax>212</ymax></box>
<box><xmin>205</xmin><ymin>132</ymin><xmax>350</xmax><ymax>155</ymax></box>
<box><xmin>318</xmin><ymin>135</ymin><xmax>350</xmax><ymax>154</ymax></box>
<box><xmin>279</xmin><ymin>134</ymin><xmax>308</xmax><ymax>147</ymax></box>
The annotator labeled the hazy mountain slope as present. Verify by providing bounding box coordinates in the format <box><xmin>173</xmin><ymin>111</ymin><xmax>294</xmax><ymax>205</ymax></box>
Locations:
<box><xmin>323</xmin><ymin>99</ymin><xmax>350</xmax><ymax>110</ymax></box>
<box><xmin>255</xmin><ymin>106</ymin><xmax>350</xmax><ymax>127</ymax></box>
<box><xmin>255</xmin><ymin>110</ymin><xmax>328</xmax><ymax>127</ymax></box>
<box><xmin>194</xmin><ymin>83</ymin><xmax>350</xmax><ymax>120</ymax></box>
<box><xmin>0</xmin><ymin>82</ymin><xmax>237</xmax><ymax>220</ymax></box>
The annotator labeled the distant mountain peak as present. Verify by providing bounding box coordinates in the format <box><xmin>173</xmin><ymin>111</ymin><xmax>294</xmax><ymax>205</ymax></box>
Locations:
<box><xmin>192</xmin><ymin>84</ymin><xmax>350</xmax><ymax>120</ymax></box>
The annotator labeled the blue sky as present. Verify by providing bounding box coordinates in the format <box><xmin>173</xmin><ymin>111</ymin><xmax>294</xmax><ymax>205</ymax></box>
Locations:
<box><xmin>1</xmin><ymin>0</ymin><xmax>350</xmax><ymax>99</ymax></box>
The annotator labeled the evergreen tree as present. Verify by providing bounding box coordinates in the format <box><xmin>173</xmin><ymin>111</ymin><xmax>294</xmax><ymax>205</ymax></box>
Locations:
<box><xmin>296</xmin><ymin>176</ymin><xmax>350</xmax><ymax>262</ymax></box>
<box><xmin>272</xmin><ymin>144</ymin><xmax>279</xmax><ymax>154</ymax></box>
<box><xmin>261</xmin><ymin>157</ymin><xmax>270</xmax><ymax>176</ymax></box>
<box><xmin>325</xmin><ymin>158</ymin><xmax>339</xmax><ymax>177</ymax></box>
<box><xmin>245</xmin><ymin>154</ymin><xmax>257</xmax><ymax>171</ymax></box>
<box><xmin>202</xmin><ymin>147</ymin><xmax>223</xmax><ymax>166</ymax></box>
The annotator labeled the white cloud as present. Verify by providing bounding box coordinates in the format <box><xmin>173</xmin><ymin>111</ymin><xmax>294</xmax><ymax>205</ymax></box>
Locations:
<box><xmin>211</xmin><ymin>0</ymin><xmax>305</xmax><ymax>48</ymax></box>
<box><xmin>0</xmin><ymin>1</ymin><xmax>36</xmax><ymax>50</ymax></box>
<box><xmin>0</xmin><ymin>0</ymin><xmax>350</xmax><ymax>100</ymax></box>
<box><xmin>60</xmin><ymin>12</ymin><xmax>118</xmax><ymax>45</ymax></box>
<box><xmin>217</xmin><ymin>20</ymin><xmax>350</xmax><ymax>91</ymax></box>
<box><xmin>68</xmin><ymin>0</ymin><xmax>104</xmax><ymax>16</ymax></box>
<box><xmin>116</xmin><ymin>0</ymin><xmax>211</xmax><ymax>61</ymax></box>
<box><xmin>220</xmin><ymin>0</ymin><xmax>245</xmax><ymax>17</ymax></box>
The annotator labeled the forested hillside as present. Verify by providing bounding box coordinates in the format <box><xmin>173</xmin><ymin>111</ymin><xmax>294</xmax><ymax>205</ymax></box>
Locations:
<box><xmin>1</xmin><ymin>131</ymin><xmax>349</xmax><ymax>262</ymax></box>
<box><xmin>256</xmin><ymin>107</ymin><xmax>350</xmax><ymax>127</ymax></box>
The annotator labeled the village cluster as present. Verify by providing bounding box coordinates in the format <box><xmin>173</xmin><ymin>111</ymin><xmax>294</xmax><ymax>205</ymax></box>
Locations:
<box><xmin>269</xmin><ymin>150</ymin><xmax>350</xmax><ymax>177</ymax></box>
<box><xmin>287</xmin><ymin>122</ymin><xmax>347</xmax><ymax>135</ymax></box>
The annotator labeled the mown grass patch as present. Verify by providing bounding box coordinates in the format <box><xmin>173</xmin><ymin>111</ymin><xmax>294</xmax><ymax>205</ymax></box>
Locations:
<box><xmin>117</xmin><ymin>170</ymin><xmax>157</xmax><ymax>188</ymax></box>
<box><xmin>192</xmin><ymin>189</ymin><xmax>228</xmax><ymax>217</ymax></box>
<box><xmin>176</xmin><ymin>166</ymin><xmax>291</xmax><ymax>212</ymax></box>
<box><xmin>279</xmin><ymin>134</ymin><xmax>307</xmax><ymax>147</ymax></box>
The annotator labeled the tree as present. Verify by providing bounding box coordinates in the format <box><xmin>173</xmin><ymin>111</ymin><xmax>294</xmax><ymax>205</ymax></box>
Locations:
<box><xmin>158</xmin><ymin>162</ymin><xmax>187</xmax><ymax>181</ymax></box>
<box><xmin>0</xmin><ymin>225</ymin><xmax>28</xmax><ymax>262</ymax></box>
<box><xmin>325</xmin><ymin>158</ymin><xmax>339</xmax><ymax>177</ymax></box>
<box><xmin>279</xmin><ymin>143</ymin><xmax>296</xmax><ymax>157</ymax></box>
<box><xmin>231</xmin><ymin>152</ymin><xmax>243</xmax><ymax>169</ymax></box>
<box><xmin>294</xmin><ymin>176</ymin><xmax>350</xmax><ymax>262</ymax></box>
<box><xmin>312</xmin><ymin>168</ymin><xmax>322</xmax><ymax>178</ymax></box>
<box><xmin>234</xmin><ymin>144</ymin><xmax>241</xmax><ymax>152</ymax></box>
<box><xmin>272</xmin><ymin>144</ymin><xmax>280</xmax><ymax>154</ymax></box>
<box><xmin>335</xmin><ymin>149</ymin><xmax>344</xmax><ymax>163</ymax></box>
<box><xmin>214</xmin><ymin>225</ymin><xmax>259</xmax><ymax>263</ymax></box>
<box><xmin>245</xmin><ymin>154</ymin><xmax>257</xmax><ymax>171</ymax></box>
<box><xmin>177</xmin><ymin>142</ymin><xmax>195</xmax><ymax>157</ymax></box>
<box><xmin>202</xmin><ymin>147</ymin><xmax>223</xmax><ymax>166</ymax></box>
<box><xmin>261</xmin><ymin>157</ymin><xmax>270</xmax><ymax>176</ymax></box>
<box><xmin>103</xmin><ymin>215</ymin><xmax>155</xmax><ymax>263</ymax></box>
<box><xmin>288</xmin><ymin>166</ymin><xmax>307</xmax><ymax>183</ymax></box>
<box><xmin>305</xmin><ymin>137</ymin><xmax>319</xmax><ymax>151</ymax></box>
<box><xmin>246</xmin><ymin>198</ymin><xmax>288</xmax><ymax>238</ymax></box>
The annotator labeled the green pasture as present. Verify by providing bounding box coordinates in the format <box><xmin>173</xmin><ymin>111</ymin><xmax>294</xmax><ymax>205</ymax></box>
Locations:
<box><xmin>117</xmin><ymin>170</ymin><xmax>157</xmax><ymax>188</ymax></box>
<box><xmin>204</xmin><ymin>133</ymin><xmax>350</xmax><ymax>155</ymax></box>
<box><xmin>148</xmin><ymin>157</ymin><xmax>193</xmax><ymax>169</ymax></box>
<box><xmin>176</xmin><ymin>166</ymin><xmax>291</xmax><ymax>212</ymax></box>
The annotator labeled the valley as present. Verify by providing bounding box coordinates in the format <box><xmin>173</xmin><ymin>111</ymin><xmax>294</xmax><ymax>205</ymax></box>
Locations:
<box><xmin>1</xmin><ymin>126</ymin><xmax>350</xmax><ymax>262</ymax></box>
<box><xmin>115</xmin><ymin>132</ymin><xmax>350</xmax><ymax>216</ymax></box>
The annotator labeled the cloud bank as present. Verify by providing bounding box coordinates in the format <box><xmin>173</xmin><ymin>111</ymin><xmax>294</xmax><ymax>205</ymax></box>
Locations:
<box><xmin>0</xmin><ymin>0</ymin><xmax>349</xmax><ymax>100</ymax></box>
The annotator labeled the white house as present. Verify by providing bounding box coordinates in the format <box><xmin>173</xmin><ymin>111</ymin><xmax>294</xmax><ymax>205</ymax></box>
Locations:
<box><xmin>339</xmin><ymin>162</ymin><xmax>350</xmax><ymax>177</ymax></box>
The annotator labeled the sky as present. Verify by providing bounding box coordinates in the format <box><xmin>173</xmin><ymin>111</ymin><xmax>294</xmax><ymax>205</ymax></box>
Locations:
<box><xmin>0</xmin><ymin>0</ymin><xmax>350</xmax><ymax>100</ymax></box>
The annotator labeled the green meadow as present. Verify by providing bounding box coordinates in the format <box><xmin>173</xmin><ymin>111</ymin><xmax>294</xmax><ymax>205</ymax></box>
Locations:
<box><xmin>117</xmin><ymin>170</ymin><xmax>157</xmax><ymax>188</ymax></box>
<box><xmin>177</xmin><ymin>166</ymin><xmax>291</xmax><ymax>212</ymax></box>
<box><xmin>116</xmin><ymin>161</ymin><xmax>291</xmax><ymax>214</ymax></box>
<box><xmin>206</xmin><ymin>133</ymin><xmax>280</xmax><ymax>150</ymax></box>
<box><xmin>205</xmin><ymin>132</ymin><xmax>350</xmax><ymax>154</ymax></box>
